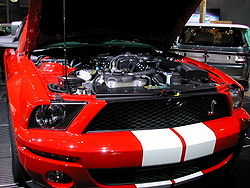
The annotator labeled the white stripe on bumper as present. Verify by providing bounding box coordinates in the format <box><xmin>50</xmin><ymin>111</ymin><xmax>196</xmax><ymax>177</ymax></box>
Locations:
<box><xmin>132</xmin><ymin>123</ymin><xmax>216</xmax><ymax>167</ymax></box>
<box><xmin>132</xmin><ymin>129</ymin><xmax>183</xmax><ymax>166</ymax></box>
<box><xmin>135</xmin><ymin>172</ymin><xmax>203</xmax><ymax>188</ymax></box>
<box><xmin>132</xmin><ymin>123</ymin><xmax>216</xmax><ymax>187</ymax></box>
<box><xmin>173</xmin><ymin>123</ymin><xmax>216</xmax><ymax>161</ymax></box>
<box><xmin>135</xmin><ymin>180</ymin><xmax>172</xmax><ymax>188</ymax></box>
<box><xmin>174</xmin><ymin>171</ymin><xmax>203</xmax><ymax>185</ymax></box>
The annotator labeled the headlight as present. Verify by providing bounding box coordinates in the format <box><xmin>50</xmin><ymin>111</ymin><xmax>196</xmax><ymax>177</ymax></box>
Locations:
<box><xmin>229</xmin><ymin>85</ymin><xmax>243</xmax><ymax>109</ymax></box>
<box><xmin>29</xmin><ymin>102</ymin><xmax>86</xmax><ymax>130</ymax></box>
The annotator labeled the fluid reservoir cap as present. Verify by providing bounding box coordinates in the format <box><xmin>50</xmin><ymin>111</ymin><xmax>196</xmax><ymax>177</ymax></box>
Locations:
<box><xmin>78</xmin><ymin>70</ymin><xmax>92</xmax><ymax>81</ymax></box>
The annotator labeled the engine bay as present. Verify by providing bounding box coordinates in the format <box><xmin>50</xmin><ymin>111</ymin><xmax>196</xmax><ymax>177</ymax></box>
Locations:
<box><xmin>31</xmin><ymin>45</ymin><xmax>217</xmax><ymax>96</ymax></box>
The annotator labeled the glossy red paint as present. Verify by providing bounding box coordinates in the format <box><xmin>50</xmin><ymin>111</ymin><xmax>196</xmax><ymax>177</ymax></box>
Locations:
<box><xmin>202</xmin><ymin>153</ymin><xmax>234</xmax><ymax>175</ymax></box>
<box><xmin>24</xmin><ymin>0</ymin><xmax>41</xmax><ymax>53</ymax></box>
<box><xmin>3</xmin><ymin>0</ymin><xmax>250</xmax><ymax>187</ymax></box>
<box><xmin>39</xmin><ymin>62</ymin><xmax>76</xmax><ymax>84</ymax></box>
<box><xmin>170</xmin><ymin>128</ymin><xmax>187</xmax><ymax>162</ymax></box>
<box><xmin>204</xmin><ymin>109</ymin><xmax>248</xmax><ymax>153</ymax></box>
<box><xmin>4</xmin><ymin>31</ymin><xmax>249</xmax><ymax>188</ymax></box>
<box><xmin>4</xmin><ymin>36</ymin><xmax>250</xmax><ymax>187</ymax></box>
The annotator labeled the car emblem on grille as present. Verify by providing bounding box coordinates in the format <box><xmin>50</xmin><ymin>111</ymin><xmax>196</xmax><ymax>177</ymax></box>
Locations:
<box><xmin>208</xmin><ymin>100</ymin><xmax>217</xmax><ymax>115</ymax></box>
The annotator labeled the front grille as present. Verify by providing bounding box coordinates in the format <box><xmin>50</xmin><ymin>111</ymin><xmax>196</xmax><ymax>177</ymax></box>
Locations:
<box><xmin>85</xmin><ymin>94</ymin><xmax>230</xmax><ymax>132</ymax></box>
<box><xmin>88</xmin><ymin>148</ymin><xmax>234</xmax><ymax>185</ymax></box>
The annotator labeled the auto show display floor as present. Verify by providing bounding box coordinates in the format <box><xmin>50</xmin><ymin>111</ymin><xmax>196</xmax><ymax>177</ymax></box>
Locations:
<box><xmin>0</xmin><ymin>84</ymin><xmax>250</xmax><ymax>188</ymax></box>
<box><xmin>0</xmin><ymin>85</ymin><xmax>16</xmax><ymax>188</ymax></box>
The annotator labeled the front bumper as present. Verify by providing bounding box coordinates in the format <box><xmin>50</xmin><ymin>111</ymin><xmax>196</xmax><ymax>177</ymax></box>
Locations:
<box><xmin>24</xmin><ymin>149</ymin><xmax>238</xmax><ymax>188</ymax></box>
<box><xmin>16</xmin><ymin>108</ymin><xmax>250</xmax><ymax>187</ymax></box>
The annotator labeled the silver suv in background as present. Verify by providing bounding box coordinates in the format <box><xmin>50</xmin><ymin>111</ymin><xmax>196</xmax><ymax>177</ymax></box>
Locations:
<box><xmin>172</xmin><ymin>23</ymin><xmax>250</xmax><ymax>90</ymax></box>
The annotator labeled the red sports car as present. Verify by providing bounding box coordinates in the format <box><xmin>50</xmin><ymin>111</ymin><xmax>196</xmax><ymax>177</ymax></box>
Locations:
<box><xmin>4</xmin><ymin>0</ymin><xmax>250</xmax><ymax>187</ymax></box>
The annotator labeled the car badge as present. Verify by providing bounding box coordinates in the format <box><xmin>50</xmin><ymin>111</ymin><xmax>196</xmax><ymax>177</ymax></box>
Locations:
<box><xmin>208</xmin><ymin>100</ymin><xmax>217</xmax><ymax>116</ymax></box>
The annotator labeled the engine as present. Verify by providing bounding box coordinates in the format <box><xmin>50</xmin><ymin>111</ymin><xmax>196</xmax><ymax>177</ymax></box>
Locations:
<box><xmin>77</xmin><ymin>53</ymin><xmax>151</xmax><ymax>89</ymax></box>
<box><xmin>34</xmin><ymin>50</ymin><xmax>213</xmax><ymax>96</ymax></box>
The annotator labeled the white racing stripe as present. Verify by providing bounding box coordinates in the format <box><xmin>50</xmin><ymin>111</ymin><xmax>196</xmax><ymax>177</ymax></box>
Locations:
<box><xmin>174</xmin><ymin>171</ymin><xmax>203</xmax><ymax>185</ymax></box>
<box><xmin>173</xmin><ymin>123</ymin><xmax>216</xmax><ymax>161</ymax></box>
<box><xmin>135</xmin><ymin>180</ymin><xmax>172</xmax><ymax>188</ymax></box>
<box><xmin>135</xmin><ymin>172</ymin><xmax>203</xmax><ymax>188</ymax></box>
<box><xmin>132</xmin><ymin>129</ymin><xmax>183</xmax><ymax>166</ymax></box>
<box><xmin>132</xmin><ymin>123</ymin><xmax>214</xmax><ymax>187</ymax></box>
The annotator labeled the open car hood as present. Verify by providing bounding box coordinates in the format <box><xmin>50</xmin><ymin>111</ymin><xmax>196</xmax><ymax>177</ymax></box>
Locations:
<box><xmin>26</xmin><ymin>0</ymin><xmax>201</xmax><ymax>52</ymax></box>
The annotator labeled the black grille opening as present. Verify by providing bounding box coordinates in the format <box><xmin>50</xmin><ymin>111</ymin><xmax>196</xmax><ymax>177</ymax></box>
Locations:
<box><xmin>88</xmin><ymin>149</ymin><xmax>234</xmax><ymax>186</ymax></box>
<box><xmin>85</xmin><ymin>94</ymin><xmax>230</xmax><ymax>132</ymax></box>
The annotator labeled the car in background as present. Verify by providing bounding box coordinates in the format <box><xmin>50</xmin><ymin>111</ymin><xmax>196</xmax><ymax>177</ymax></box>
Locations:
<box><xmin>0</xmin><ymin>21</ymin><xmax>22</xmax><ymax>83</ymax></box>
<box><xmin>0</xmin><ymin>21</ymin><xmax>22</xmax><ymax>49</ymax></box>
<box><xmin>3</xmin><ymin>0</ymin><xmax>250</xmax><ymax>187</ymax></box>
<box><xmin>172</xmin><ymin>23</ymin><xmax>250</xmax><ymax>90</ymax></box>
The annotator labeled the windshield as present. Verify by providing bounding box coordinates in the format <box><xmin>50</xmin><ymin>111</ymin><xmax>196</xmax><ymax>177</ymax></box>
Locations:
<box><xmin>179</xmin><ymin>26</ymin><xmax>245</xmax><ymax>47</ymax></box>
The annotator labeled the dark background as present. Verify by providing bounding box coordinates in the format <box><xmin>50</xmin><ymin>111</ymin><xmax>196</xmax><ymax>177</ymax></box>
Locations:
<box><xmin>208</xmin><ymin>0</ymin><xmax>250</xmax><ymax>26</ymax></box>
<box><xmin>0</xmin><ymin>0</ymin><xmax>250</xmax><ymax>27</ymax></box>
